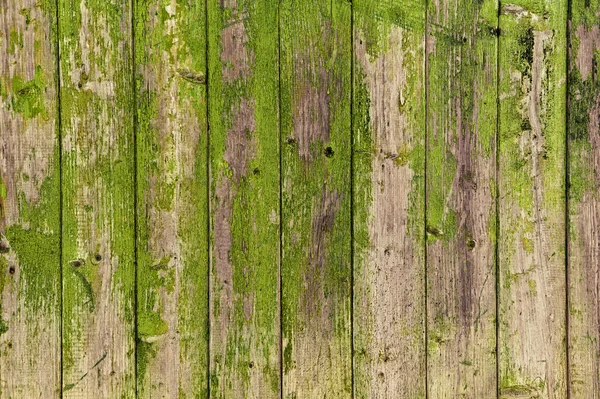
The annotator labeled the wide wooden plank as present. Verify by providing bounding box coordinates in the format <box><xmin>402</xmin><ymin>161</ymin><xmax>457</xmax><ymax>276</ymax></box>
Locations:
<box><xmin>207</xmin><ymin>0</ymin><xmax>280</xmax><ymax>396</ymax></box>
<box><xmin>0</xmin><ymin>0</ymin><xmax>61</xmax><ymax>396</ymax></box>
<box><xmin>498</xmin><ymin>0</ymin><xmax>568</xmax><ymax>397</ymax></box>
<box><xmin>567</xmin><ymin>0</ymin><xmax>600</xmax><ymax>396</ymax></box>
<box><xmin>134</xmin><ymin>0</ymin><xmax>209</xmax><ymax>397</ymax></box>
<box><xmin>425</xmin><ymin>0</ymin><xmax>498</xmax><ymax>396</ymax></box>
<box><xmin>352</xmin><ymin>1</ymin><xmax>426</xmax><ymax>397</ymax></box>
<box><xmin>58</xmin><ymin>0</ymin><xmax>136</xmax><ymax>395</ymax></box>
<box><xmin>280</xmin><ymin>0</ymin><xmax>352</xmax><ymax>397</ymax></box>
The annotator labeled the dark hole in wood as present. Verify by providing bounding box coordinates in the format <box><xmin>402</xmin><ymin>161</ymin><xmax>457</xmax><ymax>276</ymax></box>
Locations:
<box><xmin>70</xmin><ymin>259</ymin><xmax>84</xmax><ymax>268</ymax></box>
<box><xmin>324</xmin><ymin>146</ymin><xmax>334</xmax><ymax>158</ymax></box>
<box><xmin>8</xmin><ymin>266</ymin><xmax>15</xmax><ymax>275</ymax></box>
<box><xmin>0</xmin><ymin>242</ymin><xmax>9</xmax><ymax>253</ymax></box>
<box><xmin>253</xmin><ymin>168</ymin><xmax>260</xmax><ymax>175</ymax></box>
<box><xmin>95</xmin><ymin>254</ymin><xmax>102</xmax><ymax>262</ymax></box>
<box><xmin>467</xmin><ymin>239</ymin><xmax>476</xmax><ymax>251</ymax></box>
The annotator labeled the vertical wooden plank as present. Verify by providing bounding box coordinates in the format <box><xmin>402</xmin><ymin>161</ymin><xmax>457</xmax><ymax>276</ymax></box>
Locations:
<box><xmin>498</xmin><ymin>0</ymin><xmax>568</xmax><ymax>397</ymax></box>
<box><xmin>58</xmin><ymin>0</ymin><xmax>136</xmax><ymax>395</ymax></box>
<box><xmin>207</xmin><ymin>0</ymin><xmax>280</xmax><ymax>396</ymax></box>
<box><xmin>426</xmin><ymin>0</ymin><xmax>498</xmax><ymax>396</ymax></box>
<box><xmin>134</xmin><ymin>0</ymin><xmax>208</xmax><ymax>396</ymax></box>
<box><xmin>280</xmin><ymin>0</ymin><xmax>352</xmax><ymax>397</ymax></box>
<box><xmin>567</xmin><ymin>0</ymin><xmax>600</xmax><ymax>396</ymax></box>
<box><xmin>352</xmin><ymin>1</ymin><xmax>426</xmax><ymax>398</ymax></box>
<box><xmin>0</xmin><ymin>0</ymin><xmax>61</xmax><ymax>396</ymax></box>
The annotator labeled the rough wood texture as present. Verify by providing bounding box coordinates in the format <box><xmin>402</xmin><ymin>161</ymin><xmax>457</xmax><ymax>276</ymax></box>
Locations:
<box><xmin>498</xmin><ymin>1</ymin><xmax>568</xmax><ymax>397</ymax></box>
<box><xmin>568</xmin><ymin>0</ymin><xmax>600</xmax><ymax>396</ymax></box>
<box><xmin>0</xmin><ymin>0</ymin><xmax>61</xmax><ymax>396</ymax></box>
<box><xmin>352</xmin><ymin>1</ymin><xmax>426</xmax><ymax>397</ymax></box>
<box><xmin>58</xmin><ymin>0</ymin><xmax>136</xmax><ymax>395</ymax></box>
<box><xmin>280</xmin><ymin>0</ymin><xmax>352</xmax><ymax>397</ymax></box>
<box><xmin>207</xmin><ymin>0</ymin><xmax>280</xmax><ymax>397</ymax></box>
<box><xmin>134</xmin><ymin>0</ymin><xmax>209</xmax><ymax>397</ymax></box>
<box><xmin>425</xmin><ymin>0</ymin><xmax>498</xmax><ymax>396</ymax></box>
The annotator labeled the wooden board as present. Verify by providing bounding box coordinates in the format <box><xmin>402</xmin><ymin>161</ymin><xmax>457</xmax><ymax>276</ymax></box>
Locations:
<box><xmin>134</xmin><ymin>0</ymin><xmax>209</xmax><ymax>397</ymax></box>
<box><xmin>568</xmin><ymin>0</ymin><xmax>600</xmax><ymax>396</ymax></box>
<box><xmin>58</xmin><ymin>0</ymin><xmax>136</xmax><ymax>396</ymax></box>
<box><xmin>207</xmin><ymin>0</ymin><xmax>280</xmax><ymax>397</ymax></box>
<box><xmin>280</xmin><ymin>0</ymin><xmax>352</xmax><ymax>397</ymax></box>
<box><xmin>352</xmin><ymin>1</ymin><xmax>426</xmax><ymax>397</ymax></box>
<box><xmin>498</xmin><ymin>0</ymin><xmax>568</xmax><ymax>397</ymax></box>
<box><xmin>0</xmin><ymin>0</ymin><xmax>61</xmax><ymax>396</ymax></box>
<box><xmin>425</xmin><ymin>0</ymin><xmax>498</xmax><ymax>396</ymax></box>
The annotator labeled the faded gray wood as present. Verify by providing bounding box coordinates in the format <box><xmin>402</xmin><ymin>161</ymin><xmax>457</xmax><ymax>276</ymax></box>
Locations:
<box><xmin>134</xmin><ymin>0</ymin><xmax>209</xmax><ymax>396</ymax></box>
<box><xmin>0</xmin><ymin>0</ymin><xmax>61</xmax><ymax>396</ymax></box>
<box><xmin>498</xmin><ymin>1</ymin><xmax>568</xmax><ymax>397</ymax></box>
<box><xmin>59</xmin><ymin>0</ymin><xmax>136</xmax><ymax>396</ymax></box>
<box><xmin>353</xmin><ymin>0</ymin><xmax>427</xmax><ymax>397</ymax></box>
<box><xmin>568</xmin><ymin>0</ymin><xmax>600</xmax><ymax>397</ymax></box>
<box><xmin>280</xmin><ymin>0</ymin><xmax>353</xmax><ymax>397</ymax></box>
<box><xmin>426</xmin><ymin>0</ymin><xmax>498</xmax><ymax>396</ymax></box>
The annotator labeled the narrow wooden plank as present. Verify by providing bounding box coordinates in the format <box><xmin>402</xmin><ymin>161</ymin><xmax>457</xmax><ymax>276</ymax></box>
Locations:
<box><xmin>567</xmin><ymin>0</ymin><xmax>600</xmax><ymax>396</ymax></box>
<box><xmin>0</xmin><ymin>0</ymin><xmax>61</xmax><ymax>396</ymax></box>
<box><xmin>134</xmin><ymin>0</ymin><xmax>209</xmax><ymax>396</ymax></box>
<box><xmin>280</xmin><ymin>0</ymin><xmax>352</xmax><ymax>397</ymax></box>
<box><xmin>425</xmin><ymin>0</ymin><xmax>498</xmax><ymax>396</ymax></box>
<box><xmin>207</xmin><ymin>0</ymin><xmax>280</xmax><ymax>396</ymax></box>
<box><xmin>352</xmin><ymin>1</ymin><xmax>426</xmax><ymax>397</ymax></box>
<box><xmin>498</xmin><ymin>0</ymin><xmax>568</xmax><ymax>397</ymax></box>
<box><xmin>58</xmin><ymin>0</ymin><xmax>136</xmax><ymax>395</ymax></box>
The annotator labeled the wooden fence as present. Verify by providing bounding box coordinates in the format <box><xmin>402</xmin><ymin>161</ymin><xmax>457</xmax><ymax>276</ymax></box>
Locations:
<box><xmin>0</xmin><ymin>0</ymin><xmax>599</xmax><ymax>397</ymax></box>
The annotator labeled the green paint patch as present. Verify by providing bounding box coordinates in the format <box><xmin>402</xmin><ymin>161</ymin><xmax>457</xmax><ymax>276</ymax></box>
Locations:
<box><xmin>5</xmin><ymin>162</ymin><xmax>60</xmax><ymax>314</ymax></box>
<box><xmin>7</xmin><ymin>66</ymin><xmax>47</xmax><ymax>119</ymax></box>
<box><xmin>138</xmin><ymin>311</ymin><xmax>169</xmax><ymax>341</ymax></box>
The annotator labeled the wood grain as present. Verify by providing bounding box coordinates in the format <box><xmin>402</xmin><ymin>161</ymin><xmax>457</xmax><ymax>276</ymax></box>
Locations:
<box><xmin>425</xmin><ymin>0</ymin><xmax>498</xmax><ymax>396</ymax></box>
<box><xmin>0</xmin><ymin>0</ymin><xmax>61</xmax><ymax>396</ymax></box>
<box><xmin>280</xmin><ymin>0</ymin><xmax>352</xmax><ymax>397</ymax></box>
<box><xmin>58</xmin><ymin>0</ymin><xmax>136</xmax><ymax>395</ymax></box>
<box><xmin>498</xmin><ymin>1</ymin><xmax>568</xmax><ymax>397</ymax></box>
<box><xmin>207</xmin><ymin>0</ymin><xmax>280</xmax><ymax>397</ymax></box>
<box><xmin>567</xmin><ymin>0</ymin><xmax>600</xmax><ymax>397</ymax></box>
<box><xmin>134</xmin><ymin>0</ymin><xmax>209</xmax><ymax>396</ymax></box>
<box><xmin>353</xmin><ymin>1</ymin><xmax>427</xmax><ymax>397</ymax></box>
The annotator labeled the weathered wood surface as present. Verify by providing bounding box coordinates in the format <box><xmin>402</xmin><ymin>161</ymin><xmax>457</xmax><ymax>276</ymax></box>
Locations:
<box><xmin>1</xmin><ymin>0</ymin><xmax>599</xmax><ymax>397</ymax></box>
<box><xmin>134</xmin><ymin>0</ymin><xmax>209</xmax><ymax>396</ymax></box>
<box><xmin>353</xmin><ymin>1</ymin><xmax>426</xmax><ymax>398</ymax></box>
<box><xmin>568</xmin><ymin>0</ymin><xmax>600</xmax><ymax>397</ymax></box>
<box><xmin>207</xmin><ymin>0</ymin><xmax>280</xmax><ymax>397</ymax></box>
<box><xmin>0</xmin><ymin>0</ymin><xmax>61</xmax><ymax>396</ymax></box>
<box><xmin>426</xmin><ymin>0</ymin><xmax>498</xmax><ymax>397</ymax></box>
<box><xmin>58</xmin><ymin>0</ymin><xmax>136</xmax><ymax>396</ymax></box>
<box><xmin>280</xmin><ymin>0</ymin><xmax>352</xmax><ymax>397</ymax></box>
<box><xmin>498</xmin><ymin>0</ymin><xmax>568</xmax><ymax>397</ymax></box>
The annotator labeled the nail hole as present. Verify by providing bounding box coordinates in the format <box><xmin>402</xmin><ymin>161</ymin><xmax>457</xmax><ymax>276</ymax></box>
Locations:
<box><xmin>466</xmin><ymin>239</ymin><xmax>476</xmax><ymax>251</ymax></box>
<box><xmin>248</xmin><ymin>361</ymin><xmax>254</xmax><ymax>369</ymax></box>
<box><xmin>324</xmin><ymin>146</ymin><xmax>334</xmax><ymax>158</ymax></box>
<box><xmin>95</xmin><ymin>254</ymin><xmax>102</xmax><ymax>262</ymax></box>
<box><xmin>8</xmin><ymin>266</ymin><xmax>15</xmax><ymax>275</ymax></box>
<box><xmin>70</xmin><ymin>259</ymin><xmax>84</xmax><ymax>268</ymax></box>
